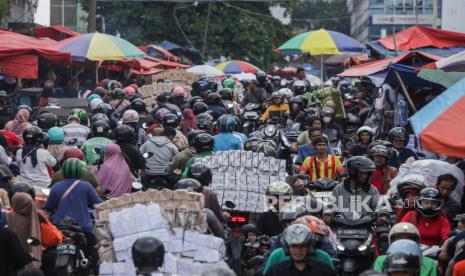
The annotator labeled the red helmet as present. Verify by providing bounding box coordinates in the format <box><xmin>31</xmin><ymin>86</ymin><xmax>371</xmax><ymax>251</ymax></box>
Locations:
<box><xmin>63</xmin><ymin>148</ymin><xmax>84</xmax><ymax>161</ymax></box>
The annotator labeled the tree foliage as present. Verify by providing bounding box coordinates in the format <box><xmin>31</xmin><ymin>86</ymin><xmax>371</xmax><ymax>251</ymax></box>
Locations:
<box><xmin>0</xmin><ymin>0</ymin><xmax>10</xmax><ymax>26</ymax></box>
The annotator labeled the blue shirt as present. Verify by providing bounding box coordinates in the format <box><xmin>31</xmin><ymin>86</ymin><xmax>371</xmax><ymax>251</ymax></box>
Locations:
<box><xmin>213</xmin><ymin>132</ymin><xmax>241</xmax><ymax>152</ymax></box>
<box><xmin>296</xmin><ymin>144</ymin><xmax>334</xmax><ymax>163</ymax></box>
<box><xmin>44</xmin><ymin>179</ymin><xmax>102</xmax><ymax>233</ymax></box>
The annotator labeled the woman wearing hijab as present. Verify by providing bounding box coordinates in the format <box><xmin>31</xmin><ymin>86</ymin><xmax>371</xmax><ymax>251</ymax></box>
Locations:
<box><xmin>7</xmin><ymin>192</ymin><xmax>41</xmax><ymax>268</ymax></box>
<box><xmin>96</xmin><ymin>144</ymin><xmax>132</xmax><ymax>198</ymax></box>
<box><xmin>5</xmin><ymin>109</ymin><xmax>32</xmax><ymax>142</ymax></box>
<box><xmin>180</xmin><ymin>108</ymin><xmax>197</xmax><ymax>135</ymax></box>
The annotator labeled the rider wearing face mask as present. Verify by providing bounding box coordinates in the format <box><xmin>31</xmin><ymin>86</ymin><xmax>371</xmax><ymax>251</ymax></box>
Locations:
<box><xmin>320</xmin><ymin>107</ymin><xmax>345</xmax><ymax>148</ymax></box>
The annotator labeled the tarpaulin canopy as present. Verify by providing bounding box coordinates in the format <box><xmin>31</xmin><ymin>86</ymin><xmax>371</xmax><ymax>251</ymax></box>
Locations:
<box><xmin>0</xmin><ymin>30</ymin><xmax>71</xmax><ymax>64</ymax></box>
<box><xmin>418</xmin><ymin>69</ymin><xmax>465</xmax><ymax>88</ymax></box>
<box><xmin>379</xmin><ymin>25</ymin><xmax>465</xmax><ymax>51</ymax></box>
<box><xmin>33</xmin><ymin>25</ymin><xmax>79</xmax><ymax>41</ymax></box>
<box><xmin>410</xmin><ymin>77</ymin><xmax>465</xmax><ymax>157</ymax></box>
<box><xmin>367</xmin><ymin>41</ymin><xmax>465</xmax><ymax>59</ymax></box>
<box><xmin>159</xmin><ymin>40</ymin><xmax>183</xmax><ymax>51</ymax></box>
<box><xmin>339</xmin><ymin>51</ymin><xmax>440</xmax><ymax>77</ymax></box>
<box><xmin>0</xmin><ymin>55</ymin><xmax>38</xmax><ymax>79</ymax></box>
<box><xmin>140</xmin><ymin>44</ymin><xmax>181</xmax><ymax>62</ymax></box>
<box><xmin>420</xmin><ymin>50</ymin><xmax>465</xmax><ymax>72</ymax></box>
<box><xmin>384</xmin><ymin>63</ymin><xmax>442</xmax><ymax>88</ymax></box>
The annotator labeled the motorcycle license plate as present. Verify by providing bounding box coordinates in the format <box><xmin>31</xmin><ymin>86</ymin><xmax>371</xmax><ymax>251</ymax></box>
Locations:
<box><xmin>336</xmin><ymin>228</ymin><xmax>368</xmax><ymax>239</ymax></box>
<box><xmin>314</xmin><ymin>191</ymin><xmax>332</xmax><ymax>202</ymax></box>
<box><xmin>57</xmin><ymin>244</ymin><xmax>76</xmax><ymax>255</ymax></box>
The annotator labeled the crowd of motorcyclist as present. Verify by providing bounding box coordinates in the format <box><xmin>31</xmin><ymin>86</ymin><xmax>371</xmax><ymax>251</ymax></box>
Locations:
<box><xmin>0</xmin><ymin>69</ymin><xmax>464</xmax><ymax>276</ymax></box>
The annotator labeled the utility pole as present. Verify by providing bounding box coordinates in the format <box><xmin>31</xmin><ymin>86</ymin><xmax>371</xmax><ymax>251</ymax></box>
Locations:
<box><xmin>432</xmin><ymin>0</ymin><xmax>438</xmax><ymax>28</ymax></box>
<box><xmin>88</xmin><ymin>0</ymin><xmax>97</xmax><ymax>32</ymax></box>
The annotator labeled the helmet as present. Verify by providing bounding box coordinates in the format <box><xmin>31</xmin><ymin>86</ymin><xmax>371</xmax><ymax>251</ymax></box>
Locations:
<box><xmin>88</xmin><ymin>94</ymin><xmax>101</xmax><ymax>104</ymax></box>
<box><xmin>279</xmin><ymin>88</ymin><xmax>293</xmax><ymax>100</ymax></box>
<box><xmin>69</xmin><ymin>108</ymin><xmax>89</xmax><ymax>126</ymax></box>
<box><xmin>272</xmin><ymin>75</ymin><xmax>281</xmax><ymax>82</ymax></box>
<box><xmin>206</xmin><ymin>92</ymin><xmax>222</xmax><ymax>105</ymax></box>
<box><xmin>321</xmin><ymin>107</ymin><xmax>335</xmax><ymax>117</ymax></box>
<box><xmin>192</xmin><ymin>102</ymin><xmax>208</xmax><ymax>115</ymax></box>
<box><xmin>283</xmin><ymin>224</ymin><xmax>319</xmax><ymax>254</ymax></box>
<box><xmin>256</xmin><ymin>141</ymin><xmax>277</xmax><ymax>157</ymax></box>
<box><xmin>0</xmin><ymin>165</ymin><xmax>13</xmax><ymax>180</ymax></box>
<box><xmin>189</xmin><ymin>96</ymin><xmax>204</xmax><ymax>109</ymax></box>
<box><xmin>397</xmin><ymin>174</ymin><xmax>426</xmax><ymax>198</ymax></box>
<box><xmin>131</xmin><ymin>98</ymin><xmax>146</xmax><ymax>113</ymax></box>
<box><xmin>256</xmin><ymin>71</ymin><xmax>266</xmax><ymax>82</ymax></box>
<box><xmin>92</xmin><ymin>120</ymin><xmax>110</xmax><ymax>137</ymax></box>
<box><xmin>356</xmin><ymin>126</ymin><xmax>374</xmax><ymax>140</ymax></box>
<box><xmin>123</xmin><ymin>86</ymin><xmax>136</xmax><ymax>97</ymax></box>
<box><xmin>174</xmin><ymin>178</ymin><xmax>203</xmax><ymax>193</ymax></box>
<box><xmin>383</xmin><ymin>251</ymin><xmax>420</xmax><ymax>275</ymax></box>
<box><xmin>63</xmin><ymin>148</ymin><xmax>84</xmax><ymax>161</ymax></box>
<box><xmin>132</xmin><ymin>237</ymin><xmax>165</xmax><ymax>270</ymax></box>
<box><xmin>47</xmin><ymin>127</ymin><xmax>65</xmax><ymax>144</ymax></box>
<box><xmin>10</xmin><ymin>182</ymin><xmax>36</xmax><ymax>199</ymax></box>
<box><xmin>289</xmin><ymin>96</ymin><xmax>304</xmax><ymax>113</ymax></box>
<box><xmin>114</xmin><ymin>124</ymin><xmax>134</xmax><ymax>143</ymax></box>
<box><xmin>271</xmin><ymin>91</ymin><xmax>284</xmax><ymax>102</ymax></box>
<box><xmin>217</xmin><ymin>114</ymin><xmax>235</xmax><ymax>132</ymax></box>
<box><xmin>187</xmin><ymin>129</ymin><xmax>206</xmax><ymax>147</ymax></box>
<box><xmin>108</xmin><ymin>80</ymin><xmax>122</xmax><ymax>91</ymax></box>
<box><xmin>122</xmin><ymin>109</ymin><xmax>140</xmax><ymax>124</ymax></box>
<box><xmin>388</xmin><ymin>222</ymin><xmax>420</xmax><ymax>243</ymax></box>
<box><xmin>294</xmin><ymin>215</ymin><xmax>329</xmax><ymax>238</ymax></box>
<box><xmin>388</xmin><ymin>127</ymin><xmax>409</xmax><ymax>142</ymax></box>
<box><xmin>187</xmin><ymin>163</ymin><xmax>212</xmax><ymax>186</ymax></box>
<box><xmin>279</xmin><ymin>202</ymin><xmax>309</xmax><ymax>222</ymax></box>
<box><xmin>196</xmin><ymin>112</ymin><xmax>214</xmax><ymax>130</ymax></box>
<box><xmin>266</xmin><ymin>181</ymin><xmax>293</xmax><ymax>196</ymax></box>
<box><xmin>162</xmin><ymin>113</ymin><xmax>180</xmax><ymax>128</ymax></box>
<box><xmin>219</xmin><ymin>88</ymin><xmax>233</xmax><ymax>101</ymax></box>
<box><xmin>101</xmin><ymin>79</ymin><xmax>111</xmax><ymax>90</ymax></box>
<box><xmin>368</xmin><ymin>145</ymin><xmax>390</xmax><ymax>158</ymax></box>
<box><xmin>91</xmin><ymin>113</ymin><xmax>110</xmax><ymax>126</ymax></box>
<box><xmin>94</xmin><ymin>103</ymin><xmax>114</xmax><ymax>117</ymax></box>
<box><xmin>387</xmin><ymin>239</ymin><xmax>422</xmax><ymax>264</ymax></box>
<box><xmin>346</xmin><ymin>156</ymin><xmax>376</xmax><ymax>179</ymax></box>
<box><xmin>37</xmin><ymin>112</ymin><xmax>58</xmax><ymax>131</ymax></box>
<box><xmin>292</xmin><ymin>80</ymin><xmax>306</xmax><ymax>95</ymax></box>
<box><xmin>23</xmin><ymin>126</ymin><xmax>44</xmax><ymax>145</ymax></box>
<box><xmin>193</xmin><ymin>133</ymin><xmax>214</xmax><ymax>152</ymax></box>
<box><xmin>62</xmin><ymin>158</ymin><xmax>86</xmax><ymax>179</ymax></box>
<box><xmin>296</xmin><ymin>95</ymin><xmax>309</xmax><ymax>109</ymax></box>
<box><xmin>416</xmin><ymin>187</ymin><xmax>443</xmax><ymax>217</ymax></box>
<box><xmin>207</xmin><ymin>81</ymin><xmax>218</xmax><ymax>92</ymax></box>
<box><xmin>111</xmin><ymin>88</ymin><xmax>125</xmax><ymax>100</ymax></box>
<box><xmin>154</xmin><ymin>108</ymin><xmax>171</xmax><ymax>122</ymax></box>
<box><xmin>222</xmin><ymin>78</ymin><xmax>235</xmax><ymax>90</ymax></box>
<box><xmin>172</xmin><ymin>86</ymin><xmax>186</xmax><ymax>98</ymax></box>
<box><xmin>241</xmin><ymin>224</ymin><xmax>259</xmax><ymax>236</ymax></box>
<box><xmin>93</xmin><ymin>87</ymin><xmax>106</xmax><ymax>97</ymax></box>
<box><xmin>198</xmin><ymin>81</ymin><xmax>208</xmax><ymax>92</ymax></box>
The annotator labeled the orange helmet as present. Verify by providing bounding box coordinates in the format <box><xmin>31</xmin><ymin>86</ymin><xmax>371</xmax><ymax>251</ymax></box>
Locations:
<box><xmin>293</xmin><ymin>215</ymin><xmax>329</xmax><ymax>237</ymax></box>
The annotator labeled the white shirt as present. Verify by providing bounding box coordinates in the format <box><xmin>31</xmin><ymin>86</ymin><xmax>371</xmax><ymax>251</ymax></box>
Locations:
<box><xmin>16</xmin><ymin>148</ymin><xmax>57</xmax><ymax>189</ymax></box>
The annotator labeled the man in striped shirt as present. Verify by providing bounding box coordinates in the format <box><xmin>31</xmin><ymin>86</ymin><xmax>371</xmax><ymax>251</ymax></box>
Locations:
<box><xmin>300</xmin><ymin>135</ymin><xmax>343</xmax><ymax>181</ymax></box>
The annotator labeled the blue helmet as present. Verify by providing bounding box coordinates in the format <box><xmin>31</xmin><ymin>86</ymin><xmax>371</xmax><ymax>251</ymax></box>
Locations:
<box><xmin>387</xmin><ymin>239</ymin><xmax>422</xmax><ymax>264</ymax></box>
<box><xmin>217</xmin><ymin>114</ymin><xmax>235</xmax><ymax>133</ymax></box>
<box><xmin>199</xmin><ymin>81</ymin><xmax>208</xmax><ymax>92</ymax></box>
<box><xmin>47</xmin><ymin>127</ymin><xmax>65</xmax><ymax>145</ymax></box>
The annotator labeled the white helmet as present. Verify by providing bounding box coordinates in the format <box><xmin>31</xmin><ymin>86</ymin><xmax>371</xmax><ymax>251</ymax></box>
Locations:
<box><xmin>357</xmin><ymin>126</ymin><xmax>374</xmax><ymax>138</ymax></box>
<box><xmin>279</xmin><ymin>88</ymin><xmax>293</xmax><ymax>99</ymax></box>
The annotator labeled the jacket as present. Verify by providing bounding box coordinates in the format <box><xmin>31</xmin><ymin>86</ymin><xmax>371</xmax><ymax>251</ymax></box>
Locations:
<box><xmin>331</xmin><ymin>178</ymin><xmax>380</xmax><ymax>214</ymax></box>
<box><xmin>140</xmin><ymin>136</ymin><xmax>178</xmax><ymax>175</ymax></box>
<box><xmin>261</xmin><ymin>104</ymin><xmax>289</xmax><ymax>122</ymax></box>
<box><xmin>172</xmin><ymin>129</ymin><xmax>188</xmax><ymax>151</ymax></box>
<box><xmin>213</xmin><ymin>132</ymin><xmax>241</xmax><ymax>152</ymax></box>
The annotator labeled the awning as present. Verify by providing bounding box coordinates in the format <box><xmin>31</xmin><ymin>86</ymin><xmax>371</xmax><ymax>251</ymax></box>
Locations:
<box><xmin>367</xmin><ymin>41</ymin><xmax>465</xmax><ymax>59</ymax></box>
<box><xmin>33</xmin><ymin>25</ymin><xmax>79</xmax><ymax>41</ymax></box>
<box><xmin>384</xmin><ymin>63</ymin><xmax>442</xmax><ymax>88</ymax></box>
<box><xmin>378</xmin><ymin>25</ymin><xmax>465</xmax><ymax>51</ymax></box>
<box><xmin>0</xmin><ymin>55</ymin><xmax>38</xmax><ymax>79</ymax></box>
<box><xmin>418</xmin><ymin>69</ymin><xmax>465</xmax><ymax>88</ymax></box>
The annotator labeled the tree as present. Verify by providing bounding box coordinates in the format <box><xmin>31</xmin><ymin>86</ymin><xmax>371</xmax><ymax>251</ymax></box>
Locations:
<box><xmin>0</xmin><ymin>0</ymin><xmax>10</xmax><ymax>27</ymax></box>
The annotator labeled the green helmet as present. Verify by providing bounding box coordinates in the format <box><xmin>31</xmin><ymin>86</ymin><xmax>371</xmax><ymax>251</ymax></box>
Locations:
<box><xmin>62</xmin><ymin>158</ymin><xmax>85</xmax><ymax>179</ymax></box>
<box><xmin>222</xmin><ymin>78</ymin><xmax>235</xmax><ymax>90</ymax></box>
<box><xmin>69</xmin><ymin>108</ymin><xmax>89</xmax><ymax>126</ymax></box>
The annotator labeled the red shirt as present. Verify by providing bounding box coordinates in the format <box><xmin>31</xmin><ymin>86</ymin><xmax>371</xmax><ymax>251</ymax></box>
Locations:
<box><xmin>401</xmin><ymin>210</ymin><xmax>451</xmax><ymax>246</ymax></box>
<box><xmin>370</xmin><ymin>168</ymin><xmax>384</xmax><ymax>194</ymax></box>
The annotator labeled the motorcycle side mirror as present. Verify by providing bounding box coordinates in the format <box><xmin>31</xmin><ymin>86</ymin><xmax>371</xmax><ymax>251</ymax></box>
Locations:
<box><xmin>132</xmin><ymin>182</ymin><xmax>143</xmax><ymax>190</ymax></box>
<box><xmin>92</xmin><ymin>147</ymin><xmax>101</xmax><ymax>155</ymax></box>
<box><xmin>142</xmin><ymin>152</ymin><xmax>154</xmax><ymax>159</ymax></box>
<box><xmin>142</xmin><ymin>122</ymin><xmax>148</xmax><ymax>129</ymax></box>
<box><xmin>27</xmin><ymin>237</ymin><xmax>41</xmax><ymax>246</ymax></box>
<box><xmin>247</xmin><ymin>255</ymin><xmax>265</xmax><ymax>267</ymax></box>
<box><xmin>69</xmin><ymin>138</ymin><xmax>78</xmax><ymax>145</ymax></box>
<box><xmin>225</xmin><ymin>201</ymin><xmax>236</xmax><ymax>209</ymax></box>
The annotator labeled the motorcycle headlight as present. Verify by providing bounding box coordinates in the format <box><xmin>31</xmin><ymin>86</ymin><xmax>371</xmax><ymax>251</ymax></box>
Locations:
<box><xmin>336</xmin><ymin>244</ymin><xmax>345</xmax><ymax>251</ymax></box>
<box><xmin>357</xmin><ymin>244</ymin><xmax>368</xmax><ymax>252</ymax></box>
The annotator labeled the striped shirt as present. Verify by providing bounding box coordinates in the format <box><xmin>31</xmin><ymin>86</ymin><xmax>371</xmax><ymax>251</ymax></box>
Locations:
<box><xmin>300</xmin><ymin>155</ymin><xmax>342</xmax><ymax>181</ymax></box>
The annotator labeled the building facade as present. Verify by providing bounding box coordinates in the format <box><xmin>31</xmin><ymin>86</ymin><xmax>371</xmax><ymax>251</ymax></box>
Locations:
<box><xmin>50</xmin><ymin>0</ymin><xmax>87</xmax><ymax>32</ymax></box>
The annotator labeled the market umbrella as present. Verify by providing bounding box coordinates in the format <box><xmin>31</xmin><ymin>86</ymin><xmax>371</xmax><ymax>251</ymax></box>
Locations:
<box><xmin>276</xmin><ymin>29</ymin><xmax>364</xmax><ymax>80</ymax></box>
<box><xmin>410</xmin><ymin>77</ymin><xmax>465</xmax><ymax>157</ymax></box>
<box><xmin>216</xmin><ymin>60</ymin><xmax>259</xmax><ymax>74</ymax></box>
<box><xmin>187</xmin><ymin>65</ymin><xmax>224</xmax><ymax>77</ymax></box>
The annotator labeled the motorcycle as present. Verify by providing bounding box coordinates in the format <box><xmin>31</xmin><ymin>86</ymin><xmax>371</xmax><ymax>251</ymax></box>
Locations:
<box><xmin>241</xmin><ymin>103</ymin><xmax>261</xmax><ymax>135</ymax></box>
<box><xmin>333</xmin><ymin>213</ymin><xmax>375</xmax><ymax>276</ymax></box>
<box><xmin>224</xmin><ymin>201</ymin><xmax>250</xmax><ymax>274</ymax></box>
<box><xmin>55</xmin><ymin>218</ymin><xmax>91</xmax><ymax>276</ymax></box>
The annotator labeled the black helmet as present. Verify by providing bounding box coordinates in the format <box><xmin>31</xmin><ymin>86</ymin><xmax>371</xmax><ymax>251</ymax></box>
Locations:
<box><xmin>383</xmin><ymin>251</ymin><xmax>420</xmax><ymax>275</ymax></box>
<box><xmin>132</xmin><ymin>237</ymin><xmax>165</xmax><ymax>271</ymax></box>
<box><xmin>207</xmin><ymin>81</ymin><xmax>218</xmax><ymax>92</ymax></box>
<box><xmin>193</xmin><ymin>133</ymin><xmax>214</xmax><ymax>152</ymax></box>
<box><xmin>189</xmin><ymin>96</ymin><xmax>204</xmax><ymax>109</ymax></box>
<box><xmin>162</xmin><ymin>113</ymin><xmax>180</xmax><ymax>128</ymax></box>
<box><xmin>369</xmin><ymin>144</ymin><xmax>390</xmax><ymax>158</ymax></box>
<box><xmin>292</xmin><ymin>80</ymin><xmax>307</xmax><ymax>95</ymax></box>
<box><xmin>416</xmin><ymin>187</ymin><xmax>443</xmax><ymax>218</ymax></box>
<box><xmin>10</xmin><ymin>182</ymin><xmax>36</xmax><ymax>200</ymax></box>
<box><xmin>91</xmin><ymin>113</ymin><xmax>110</xmax><ymax>126</ymax></box>
<box><xmin>93</xmin><ymin>87</ymin><xmax>106</xmax><ymax>97</ymax></box>
<box><xmin>187</xmin><ymin>163</ymin><xmax>212</xmax><ymax>186</ymax></box>
<box><xmin>174</xmin><ymin>178</ymin><xmax>203</xmax><ymax>193</ymax></box>
<box><xmin>206</xmin><ymin>92</ymin><xmax>222</xmax><ymax>105</ymax></box>
<box><xmin>114</xmin><ymin>124</ymin><xmax>134</xmax><ymax>143</ymax></box>
<box><xmin>131</xmin><ymin>98</ymin><xmax>147</xmax><ymax>113</ymax></box>
<box><xmin>111</xmin><ymin>88</ymin><xmax>125</xmax><ymax>100</ymax></box>
<box><xmin>192</xmin><ymin>102</ymin><xmax>208</xmax><ymax>116</ymax></box>
<box><xmin>187</xmin><ymin>129</ymin><xmax>206</xmax><ymax>147</ymax></box>
<box><xmin>388</xmin><ymin>127</ymin><xmax>409</xmax><ymax>142</ymax></box>
<box><xmin>108</xmin><ymin>80</ymin><xmax>122</xmax><ymax>91</ymax></box>
<box><xmin>37</xmin><ymin>112</ymin><xmax>58</xmax><ymax>131</ymax></box>
<box><xmin>346</xmin><ymin>156</ymin><xmax>376</xmax><ymax>179</ymax></box>
<box><xmin>241</xmin><ymin>224</ymin><xmax>259</xmax><ymax>236</ymax></box>
<box><xmin>92</xmin><ymin>120</ymin><xmax>110</xmax><ymax>137</ymax></box>
<box><xmin>94</xmin><ymin>103</ymin><xmax>114</xmax><ymax>117</ymax></box>
<box><xmin>279</xmin><ymin>202</ymin><xmax>309</xmax><ymax>222</ymax></box>
<box><xmin>219</xmin><ymin>88</ymin><xmax>233</xmax><ymax>101</ymax></box>
<box><xmin>23</xmin><ymin>126</ymin><xmax>44</xmax><ymax>145</ymax></box>
<box><xmin>196</xmin><ymin>112</ymin><xmax>214</xmax><ymax>131</ymax></box>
